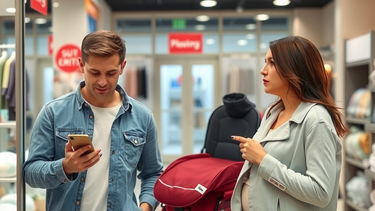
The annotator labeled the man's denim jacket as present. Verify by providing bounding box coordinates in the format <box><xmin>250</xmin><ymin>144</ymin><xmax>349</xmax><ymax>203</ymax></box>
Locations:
<box><xmin>23</xmin><ymin>81</ymin><xmax>164</xmax><ymax>211</ymax></box>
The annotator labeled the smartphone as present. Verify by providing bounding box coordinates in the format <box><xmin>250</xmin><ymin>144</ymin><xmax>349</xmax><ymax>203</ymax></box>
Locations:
<box><xmin>68</xmin><ymin>134</ymin><xmax>95</xmax><ymax>156</ymax></box>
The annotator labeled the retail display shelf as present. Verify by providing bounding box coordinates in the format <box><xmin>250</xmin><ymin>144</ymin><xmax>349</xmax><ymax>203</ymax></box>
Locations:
<box><xmin>0</xmin><ymin>121</ymin><xmax>16</xmax><ymax>128</ymax></box>
<box><xmin>345</xmin><ymin>117</ymin><xmax>369</xmax><ymax>125</ymax></box>
<box><xmin>345</xmin><ymin>199</ymin><xmax>368</xmax><ymax>211</ymax></box>
<box><xmin>345</xmin><ymin>157</ymin><xmax>364</xmax><ymax>169</ymax></box>
<box><xmin>364</xmin><ymin>169</ymin><xmax>375</xmax><ymax>181</ymax></box>
<box><xmin>345</xmin><ymin>59</ymin><xmax>370</xmax><ymax>68</ymax></box>
<box><xmin>369</xmin><ymin>85</ymin><xmax>375</xmax><ymax>92</ymax></box>
<box><xmin>365</xmin><ymin>123</ymin><xmax>375</xmax><ymax>133</ymax></box>
<box><xmin>0</xmin><ymin>177</ymin><xmax>16</xmax><ymax>182</ymax></box>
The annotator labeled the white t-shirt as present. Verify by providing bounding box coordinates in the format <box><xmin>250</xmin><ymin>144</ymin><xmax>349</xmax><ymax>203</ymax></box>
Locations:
<box><xmin>80</xmin><ymin>102</ymin><xmax>121</xmax><ymax>211</ymax></box>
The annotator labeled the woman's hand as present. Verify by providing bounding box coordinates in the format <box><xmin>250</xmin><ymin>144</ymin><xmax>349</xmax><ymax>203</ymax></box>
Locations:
<box><xmin>231</xmin><ymin>136</ymin><xmax>267</xmax><ymax>165</ymax></box>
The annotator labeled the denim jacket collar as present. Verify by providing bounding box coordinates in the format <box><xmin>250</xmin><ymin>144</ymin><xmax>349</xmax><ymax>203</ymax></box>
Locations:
<box><xmin>75</xmin><ymin>81</ymin><xmax>133</xmax><ymax>112</ymax></box>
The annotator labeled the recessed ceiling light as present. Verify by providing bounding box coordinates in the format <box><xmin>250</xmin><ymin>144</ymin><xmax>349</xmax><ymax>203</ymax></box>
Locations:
<box><xmin>246</xmin><ymin>34</ymin><xmax>255</xmax><ymax>39</ymax></box>
<box><xmin>200</xmin><ymin>0</ymin><xmax>217</xmax><ymax>7</ymax></box>
<box><xmin>196</xmin><ymin>15</ymin><xmax>210</xmax><ymax>22</ymax></box>
<box><xmin>53</xmin><ymin>2</ymin><xmax>60</xmax><ymax>8</ymax></box>
<box><xmin>237</xmin><ymin>40</ymin><xmax>248</xmax><ymax>46</ymax></box>
<box><xmin>195</xmin><ymin>25</ymin><xmax>206</xmax><ymax>31</ymax></box>
<box><xmin>25</xmin><ymin>17</ymin><xmax>31</xmax><ymax>23</ymax></box>
<box><xmin>260</xmin><ymin>43</ymin><xmax>268</xmax><ymax>49</ymax></box>
<box><xmin>35</xmin><ymin>18</ymin><xmax>47</xmax><ymax>24</ymax></box>
<box><xmin>255</xmin><ymin>14</ymin><xmax>270</xmax><ymax>21</ymax></box>
<box><xmin>206</xmin><ymin>39</ymin><xmax>215</xmax><ymax>45</ymax></box>
<box><xmin>246</xmin><ymin>24</ymin><xmax>256</xmax><ymax>30</ymax></box>
<box><xmin>273</xmin><ymin>0</ymin><xmax>290</xmax><ymax>6</ymax></box>
<box><xmin>6</xmin><ymin>8</ymin><xmax>16</xmax><ymax>13</ymax></box>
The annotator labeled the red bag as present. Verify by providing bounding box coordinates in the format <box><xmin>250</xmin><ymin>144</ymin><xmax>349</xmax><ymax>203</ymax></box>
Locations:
<box><xmin>154</xmin><ymin>153</ymin><xmax>244</xmax><ymax>211</ymax></box>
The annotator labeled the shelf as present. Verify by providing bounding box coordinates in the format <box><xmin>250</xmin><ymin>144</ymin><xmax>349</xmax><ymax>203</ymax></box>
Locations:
<box><xmin>345</xmin><ymin>59</ymin><xmax>370</xmax><ymax>68</ymax></box>
<box><xmin>364</xmin><ymin>169</ymin><xmax>375</xmax><ymax>181</ymax></box>
<box><xmin>365</xmin><ymin>123</ymin><xmax>375</xmax><ymax>133</ymax></box>
<box><xmin>0</xmin><ymin>121</ymin><xmax>16</xmax><ymax>128</ymax></box>
<box><xmin>345</xmin><ymin>157</ymin><xmax>364</xmax><ymax>169</ymax></box>
<box><xmin>345</xmin><ymin>117</ymin><xmax>369</xmax><ymax>125</ymax></box>
<box><xmin>0</xmin><ymin>177</ymin><xmax>16</xmax><ymax>182</ymax></box>
<box><xmin>346</xmin><ymin>199</ymin><xmax>368</xmax><ymax>211</ymax></box>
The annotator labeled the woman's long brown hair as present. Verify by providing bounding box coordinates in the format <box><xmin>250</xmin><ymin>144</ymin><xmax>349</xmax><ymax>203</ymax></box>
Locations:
<box><xmin>268</xmin><ymin>36</ymin><xmax>348</xmax><ymax>137</ymax></box>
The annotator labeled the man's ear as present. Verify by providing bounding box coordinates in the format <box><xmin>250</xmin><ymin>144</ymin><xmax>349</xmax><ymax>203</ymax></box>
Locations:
<box><xmin>120</xmin><ymin>60</ymin><xmax>127</xmax><ymax>74</ymax></box>
<box><xmin>78</xmin><ymin>57</ymin><xmax>84</xmax><ymax>73</ymax></box>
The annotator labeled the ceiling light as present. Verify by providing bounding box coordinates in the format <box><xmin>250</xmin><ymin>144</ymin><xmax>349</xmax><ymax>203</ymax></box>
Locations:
<box><xmin>246</xmin><ymin>24</ymin><xmax>256</xmax><ymax>30</ymax></box>
<box><xmin>237</xmin><ymin>40</ymin><xmax>248</xmax><ymax>46</ymax></box>
<box><xmin>200</xmin><ymin>0</ymin><xmax>217</xmax><ymax>7</ymax></box>
<box><xmin>6</xmin><ymin>8</ymin><xmax>16</xmax><ymax>13</ymax></box>
<box><xmin>206</xmin><ymin>39</ymin><xmax>215</xmax><ymax>45</ymax></box>
<box><xmin>196</xmin><ymin>15</ymin><xmax>210</xmax><ymax>22</ymax></box>
<box><xmin>53</xmin><ymin>2</ymin><xmax>60</xmax><ymax>7</ymax></box>
<box><xmin>246</xmin><ymin>34</ymin><xmax>255</xmax><ymax>39</ymax></box>
<box><xmin>273</xmin><ymin>0</ymin><xmax>290</xmax><ymax>6</ymax></box>
<box><xmin>35</xmin><ymin>18</ymin><xmax>47</xmax><ymax>24</ymax></box>
<box><xmin>260</xmin><ymin>43</ymin><xmax>268</xmax><ymax>49</ymax></box>
<box><xmin>195</xmin><ymin>25</ymin><xmax>206</xmax><ymax>31</ymax></box>
<box><xmin>25</xmin><ymin>17</ymin><xmax>31</xmax><ymax>23</ymax></box>
<box><xmin>255</xmin><ymin>14</ymin><xmax>270</xmax><ymax>21</ymax></box>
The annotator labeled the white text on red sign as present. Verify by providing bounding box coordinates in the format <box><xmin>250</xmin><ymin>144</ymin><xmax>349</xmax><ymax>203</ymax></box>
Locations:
<box><xmin>170</xmin><ymin>39</ymin><xmax>201</xmax><ymax>50</ymax></box>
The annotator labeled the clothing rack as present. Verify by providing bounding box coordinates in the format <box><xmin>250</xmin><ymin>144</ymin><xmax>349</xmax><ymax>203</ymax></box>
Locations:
<box><xmin>0</xmin><ymin>44</ymin><xmax>15</xmax><ymax>48</ymax></box>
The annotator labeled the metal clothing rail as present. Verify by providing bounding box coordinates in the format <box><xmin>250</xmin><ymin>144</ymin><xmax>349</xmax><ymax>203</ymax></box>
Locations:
<box><xmin>0</xmin><ymin>44</ymin><xmax>16</xmax><ymax>48</ymax></box>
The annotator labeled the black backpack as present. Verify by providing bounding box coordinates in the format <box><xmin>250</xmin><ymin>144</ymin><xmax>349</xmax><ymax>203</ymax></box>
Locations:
<box><xmin>201</xmin><ymin>93</ymin><xmax>261</xmax><ymax>161</ymax></box>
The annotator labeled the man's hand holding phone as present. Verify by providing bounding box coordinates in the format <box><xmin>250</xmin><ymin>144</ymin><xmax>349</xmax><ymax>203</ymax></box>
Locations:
<box><xmin>62</xmin><ymin>135</ymin><xmax>102</xmax><ymax>177</ymax></box>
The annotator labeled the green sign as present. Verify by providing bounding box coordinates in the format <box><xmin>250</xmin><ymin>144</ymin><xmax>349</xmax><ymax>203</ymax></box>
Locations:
<box><xmin>172</xmin><ymin>19</ymin><xmax>186</xmax><ymax>29</ymax></box>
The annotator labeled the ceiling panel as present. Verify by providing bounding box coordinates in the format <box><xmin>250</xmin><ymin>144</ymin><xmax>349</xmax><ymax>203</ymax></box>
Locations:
<box><xmin>104</xmin><ymin>0</ymin><xmax>333</xmax><ymax>11</ymax></box>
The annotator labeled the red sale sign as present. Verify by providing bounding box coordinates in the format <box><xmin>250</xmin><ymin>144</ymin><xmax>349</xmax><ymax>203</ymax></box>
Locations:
<box><xmin>31</xmin><ymin>0</ymin><xmax>48</xmax><ymax>16</ymax></box>
<box><xmin>48</xmin><ymin>35</ymin><xmax>53</xmax><ymax>56</ymax></box>
<box><xmin>169</xmin><ymin>33</ymin><xmax>202</xmax><ymax>54</ymax></box>
<box><xmin>55</xmin><ymin>44</ymin><xmax>81</xmax><ymax>73</ymax></box>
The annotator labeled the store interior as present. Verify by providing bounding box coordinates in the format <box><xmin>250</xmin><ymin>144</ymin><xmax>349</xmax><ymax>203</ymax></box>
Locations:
<box><xmin>1</xmin><ymin>0</ymin><xmax>375</xmax><ymax>210</ymax></box>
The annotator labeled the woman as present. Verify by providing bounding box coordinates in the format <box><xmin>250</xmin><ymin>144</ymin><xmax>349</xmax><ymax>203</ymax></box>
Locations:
<box><xmin>230</xmin><ymin>36</ymin><xmax>347</xmax><ymax>211</ymax></box>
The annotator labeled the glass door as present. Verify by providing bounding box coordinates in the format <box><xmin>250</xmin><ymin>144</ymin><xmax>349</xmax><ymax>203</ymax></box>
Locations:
<box><xmin>155</xmin><ymin>56</ymin><xmax>218</xmax><ymax>163</ymax></box>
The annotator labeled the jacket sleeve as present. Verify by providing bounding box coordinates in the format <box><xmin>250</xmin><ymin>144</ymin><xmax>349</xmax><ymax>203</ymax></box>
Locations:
<box><xmin>257</xmin><ymin>121</ymin><xmax>341</xmax><ymax>208</ymax></box>
<box><xmin>137</xmin><ymin>112</ymin><xmax>164</xmax><ymax>210</ymax></box>
<box><xmin>23</xmin><ymin>105</ymin><xmax>78</xmax><ymax>189</ymax></box>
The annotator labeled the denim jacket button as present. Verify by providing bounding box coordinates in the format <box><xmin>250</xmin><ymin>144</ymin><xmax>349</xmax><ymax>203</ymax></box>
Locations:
<box><xmin>76</xmin><ymin>201</ymin><xmax>80</xmax><ymax>206</ymax></box>
<box><xmin>81</xmin><ymin>177</ymin><xmax>85</xmax><ymax>182</ymax></box>
<box><xmin>112</xmin><ymin>150</ymin><xmax>115</xmax><ymax>154</ymax></box>
<box><xmin>108</xmin><ymin>202</ymin><xmax>111</xmax><ymax>207</ymax></box>
<box><xmin>89</xmin><ymin>115</ymin><xmax>93</xmax><ymax>119</ymax></box>
<box><xmin>134</xmin><ymin>140</ymin><xmax>138</xmax><ymax>144</ymax></box>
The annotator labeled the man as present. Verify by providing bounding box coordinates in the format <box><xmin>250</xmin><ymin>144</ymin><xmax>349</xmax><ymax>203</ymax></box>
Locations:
<box><xmin>23</xmin><ymin>30</ymin><xmax>163</xmax><ymax>211</ymax></box>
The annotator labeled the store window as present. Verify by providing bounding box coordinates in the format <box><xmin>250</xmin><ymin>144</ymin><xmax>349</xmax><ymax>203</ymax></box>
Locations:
<box><xmin>156</xmin><ymin>17</ymin><xmax>218</xmax><ymax>32</ymax></box>
<box><xmin>222</xmin><ymin>33</ymin><xmax>257</xmax><ymax>53</ymax></box>
<box><xmin>116</xmin><ymin>19</ymin><xmax>151</xmax><ymax>33</ymax></box>
<box><xmin>155</xmin><ymin>34</ymin><xmax>219</xmax><ymax>54</ymax></box>
<box><xmin>1</xmin><ymin>19</ymin><xmax>33</xmax><ymax>55</ymax></box>
<box><xmin>122</xmin><ymin>35</ymin><xmax>152</xmax><ymax>54</ymax></box>
<box><xmin>36</xmin><ymin>19</ymin><xmax>52</xmax><ymax>56</ymax></box>
<box><xmin>260</xmin><ymin>33</ymin><xmax>289</xmax><ymax>52</ymax></box>
<box><xmin>223</xmin><ymin>17</ymin><xmax>256</xmax><ymax>31</ymax></box>
<box><xmin>260</xmin><ymin>17</ymin><xmax>289</xmax><ymax>31</ymax></box>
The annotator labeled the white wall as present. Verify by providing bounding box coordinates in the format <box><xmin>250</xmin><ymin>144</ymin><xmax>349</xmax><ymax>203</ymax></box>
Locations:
<box><xmin>92</xmin><ymin>0</ymin><xmax>111</xmax><ymax>30</ymax></box>
<box><xmin>292</xmin><ymin>8</ymin><xmax>322</xmax><ymax>47</ymax></box>
<box><xmin>52</xmin><ymin>0</ymin><xmax>87</xmax><ymax>71</ymax></box>
<box><xmin>322</xmin><ymin>1</ymin><xmax>334</xmax><ymax>47</ymax></box>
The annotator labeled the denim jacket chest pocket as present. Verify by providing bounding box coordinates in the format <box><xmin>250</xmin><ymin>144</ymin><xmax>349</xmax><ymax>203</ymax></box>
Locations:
<box><xmin>121</xmin><ymin>131</ymin><xmax>146</xmax><ymax>168</ymax></box>
<box><xmin>55</xmin><ymin>128</ymin><xmax>85</xmax><ymax>158</ymax></box>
